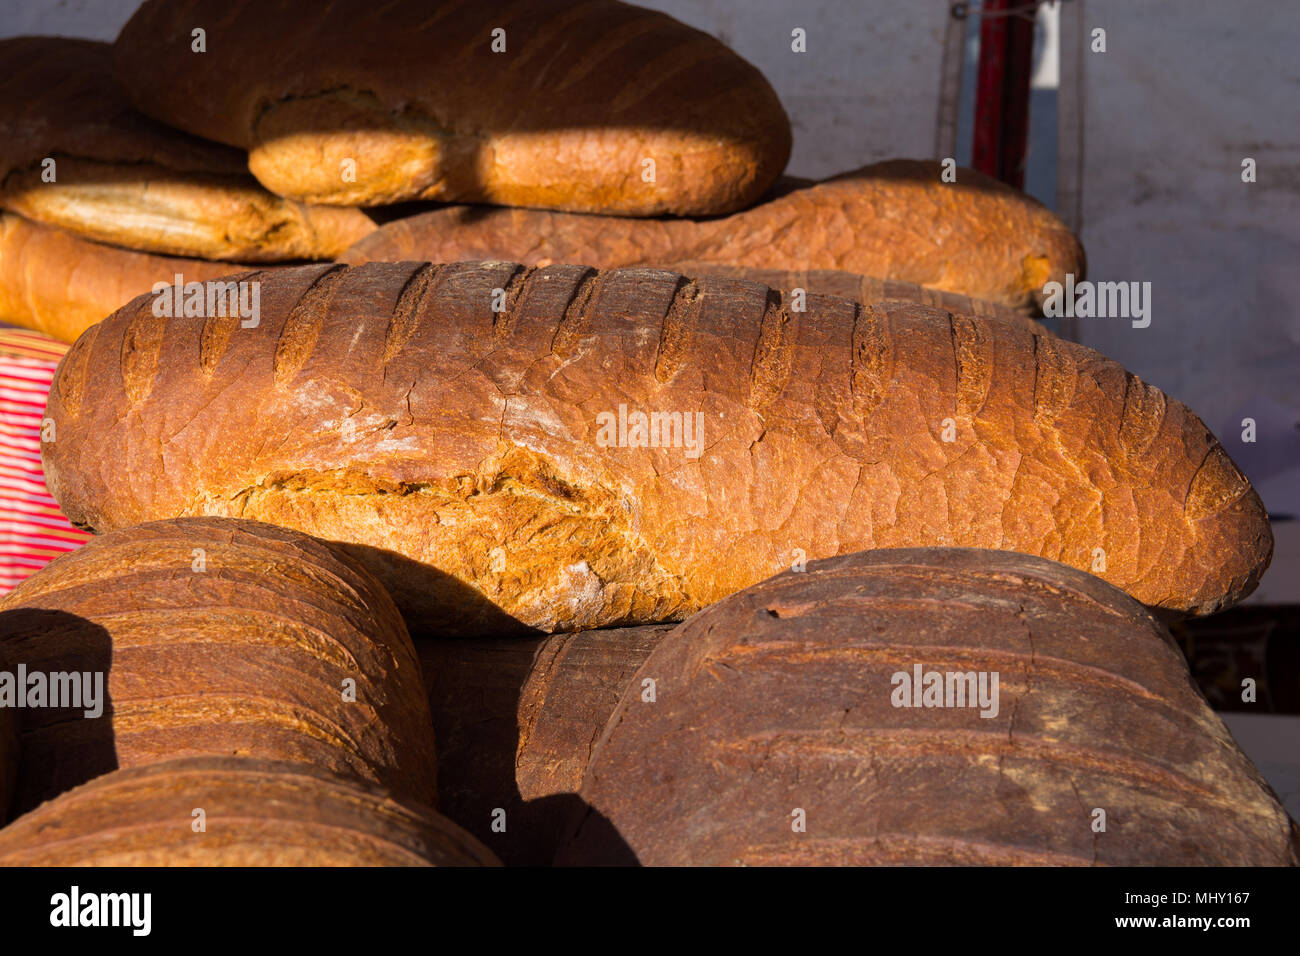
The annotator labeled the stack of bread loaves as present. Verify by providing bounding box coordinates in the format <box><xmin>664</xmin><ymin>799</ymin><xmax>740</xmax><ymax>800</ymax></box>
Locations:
<box><xmin>0</xmin><ymin>0</ymin><xmax>1291</xmax><ymax>867</ymax></box>
<box><xmin>0</xmin><ymin>36</ymin><xmax>376</xmax><ymax>342</ymax></box>
<box><xmin>0</xmin><ymin>517</ymin><xmax>497</xmax><ymax>865</ymax></box>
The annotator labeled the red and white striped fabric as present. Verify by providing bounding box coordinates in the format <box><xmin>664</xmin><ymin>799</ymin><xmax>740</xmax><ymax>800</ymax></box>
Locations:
<box><xmin>0</xmin><ymin>325</ymin><xmax>92</xmax><ymax>593</ymax></box>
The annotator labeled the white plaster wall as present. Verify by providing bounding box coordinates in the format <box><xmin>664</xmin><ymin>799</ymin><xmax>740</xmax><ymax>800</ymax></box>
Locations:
<box><xmin>644</xmin><ymin>0</ymin><xmax>951</xmax><ymax>179</ymax></box>
<box><xmin>1069</xmin><ymin>1</ymin><xmax>1300</xmax><ymax>518</ymax></box>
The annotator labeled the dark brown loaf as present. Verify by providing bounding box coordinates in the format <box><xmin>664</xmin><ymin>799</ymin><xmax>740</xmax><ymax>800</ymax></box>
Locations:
<box><xmin>342</xmin><ymin>160</ymin><xmax>1084</xmax><ymax>310</ymax></box>
<box><xmin>0</xmin><ymin>37</ymin><xmax>374</xmax><ymax>261</ymax></box>
<box><xmin>0</xmin><ymin>517</ymin><xmax>436</xmax><ymax>812</ymax></box>
<box><xmin>561</xmin><ymin>549</ymin><xmax>1300</xmax><ymax>867</ymax></box>
<box><xmin>0</xmin><ymin>652</ymin><xmax>14</xmax><ymax>824</ymax></box>
<box><xmin>113</xmin><ymin>0</ymin><xmax>790</xmax><ymax>216</ymax></box>
<box><xmin>418</xmin><ymin>625</ymin><xmax>669</xmax><ymax>865</ymax></box>
<box><xmin>513</xmin><ymin>626</ymin><xmax>670</xmax><ymax>799</ymax></box>
<box><xmin>651</xmin><ymin>262</ymin><xmax>1046</xmax><ymax>334</ymax></box>
<box><xmin>43</xmin><ymin>262</ymin><xmax>1269</xmax><ymax>631</ymax></box>
<box><xmin>0</xmin><ymin>757</ymin><xmax>499</xmax><ymax>866</ymax></box>
<box><xmin>0</xmin><ymin>212</ymin><xmax>273</xmax><ymax>342</ymax></box>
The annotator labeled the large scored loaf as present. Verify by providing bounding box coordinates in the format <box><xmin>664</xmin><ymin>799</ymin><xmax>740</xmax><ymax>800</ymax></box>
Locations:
<box><xmin>113</xmin><ymin>0</ymin><xmax>791</xmax><ymax>215</ymax></box>
<box><xmin>0</xmin><ymin>37</ymin><xmax>374</xmax><ymax>261</ymax></box>
<box><xmin>560</xmin><ymin>549</ymin><xmax>1300</xmax><ymax>866</ymax></box>
<box><xmin>0</xmin><ymin>517</ymin><xmax>437</xmax><ymax>812</ymax></box>
<box><xmin>0</xmin><ymin>757</ymin><xmax>499</xmax><ymax>867</ymax></box>
<box><xmin>43</xmin><ymin>262</ymin><xmax>1269</xmax><ymax>633</ymax></box>
<box><xmin>342</xmin><ymin>160</ymin><xmax>1084</xmax><ymax>311</ymax></box>
<box><xmin>0</xmin><ymin>213</ymin><xmax>275</xmax><ymax>342</ymax></box>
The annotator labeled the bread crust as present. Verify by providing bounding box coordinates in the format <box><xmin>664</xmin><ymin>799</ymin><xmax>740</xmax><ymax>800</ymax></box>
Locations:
<box><xmin>343</xmin><ymin>160</ymin><xmax>1083</xmax><ymax>310</ymax></box>
<box><xmin>418</xmin><ymin>625</ymin><xmax>670</xmax><ymax>864</ymax></box>
<box><xmin>112</xmin><ymin>0</ymin><xmax>791</xmax><ymax>214</ymax></box>
<box><xmin>0</xmin><ymin>37</ymin><xmax>374</xmax><ymax>260</ymax></box>
<box><xmin>0</xmin><ymin>517</ymin><xmax>437</xmax><ymax>811</ymax></box>
<box><xmin>42</xmin><ymin>261</ymin><xmax>1270</xmax><ymax>631</ymax></box>
<box><xmin>561</xmin><ymin>549</ymin><xmax>1300</xmax><ymax>867</ymax></box>
<box><xmin>0</xmin><ymin>213</ymin><xmax>274</xmax><ymax>342</ymax></box>
<box><xmin>0</xmin><ymin>757</ymin><xmax>499</xmax><ymax>866</ymax></box>
<box><xmin>0</xmin><ymin>656</ymin><xmax>13</xmax><ymax>825</ymax></box>
<box><xmin>649</xmin><ymin>262</ymin><xmax>1047</xmax><ymax>334</ymax></box>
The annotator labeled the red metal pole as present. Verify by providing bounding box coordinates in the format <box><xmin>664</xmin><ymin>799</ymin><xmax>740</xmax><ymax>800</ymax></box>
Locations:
<box><xmin>1000</xmin><ymin>4</ymin><xmax>1036</xmax><ymax>188</ymax></box>
<box><xmin>971</xmin><ymin>1</ymin><xmax>1037</xmax><ymax>189</ymax></box>
<box><xmin>971</xmin><ymin>0</ymin><xmax>1009</xmax><ymax>179</ymax></box>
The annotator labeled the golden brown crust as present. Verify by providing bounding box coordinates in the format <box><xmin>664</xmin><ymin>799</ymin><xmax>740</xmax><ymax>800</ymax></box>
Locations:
<box><xmin>0</xmin><ymin>757</ymin><xmax>499</xmax><ymax>866</ymax></box>
<box><xmin>0</xmin><ymin>36</ymin><xmax>374</xmax><ymax>260</ymax></box>
<box><xmin>112</xmin><ymin>0</ymin><xmax>791</xmax><ymax>214</ymax></box>
<box><xmin>343</xmin><ymin>160</ymin><xmax>1083</xmax><ymax>310</ymax></box>
<box><xmin>650</xmin><ymin>262</ymin><xmax>1047</xmax><ymax>334</ymax></box>
<box><xmin>42</xmin><ymin>262</ymin><xmax>1269</xmax><ymax>631</ymax></box>
<box><xmin>0</xmin><ymin>213</ymin><xmax>273</xmax><ymax>342</ymax></box>
<box><xmin>560</xmin><ymin>549</ymin><xmax>1300</xmax><ymax>867</ymax></box>
<box><xmin>0</xmin><ymin>517</ymin><xmax>437</xmax><ymax>812</ymax></box>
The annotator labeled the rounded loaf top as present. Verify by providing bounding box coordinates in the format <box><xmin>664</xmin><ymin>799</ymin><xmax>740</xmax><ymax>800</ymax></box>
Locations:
<box><xmin>112</xmin><ymin>0</ymin><xmax>792</xmax><ymax>214</ymax></box>
<box><xmin>0</xmin><ymin>756</ymin><xmax>499</xmax><ymax>867</ymax></box>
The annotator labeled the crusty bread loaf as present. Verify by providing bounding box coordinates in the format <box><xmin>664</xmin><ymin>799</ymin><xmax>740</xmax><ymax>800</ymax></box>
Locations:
<box><xmin>0</xmin><ymin>756</ymin><xmax>498</xmax><ymax>866</ymax></box>
<box><xmin>418</xmin><ymin>625</ymin><xmax>669</xmax><ymax>865</ymax></box>
<box><xmin>512</xmin><ymin>627</ymin><xmax>670</xmax><ymax>801</ymax></box>
<box><xmin>0</xmin><ymin>213</ymin><xmax>275</xmax><ymax>342</ymax></box>
<box><xmin>0</xmin><ymin>517</ymin><xmax>436</xmax><ymax>812</ymax></box>
<box><xmin>43</xmin><ymin>262</ymin><xmax>1268</xmax><ymax>631</ymax></box>
<box><xmin>0</xmin><ymin>37</ymin><xmax>374</xmax><ymax>261</ymax></box>
<box><xmin>342</xmin><ymin>160</ymin><xmax>1083</xmax><ymax>310</ymax></box>
<box><xmin>113</xmin><ymin>0</ymin><xmax>790</xmax><ymax>215</ymax></box>
<box><xmin>653</xmin><ymin>262</ymin><xmax>1046</xmax><ymax>334</ymax></box>
<box><xmin>560</xmin><ymin>549</ymin><xmax>1300</xmax><ymax>867</ymax></box>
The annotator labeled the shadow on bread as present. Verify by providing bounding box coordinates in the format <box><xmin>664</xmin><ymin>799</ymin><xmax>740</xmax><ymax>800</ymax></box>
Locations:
<box><xmin>416</xmin><ymin>633</ymin><xmax>638</xmax><ymax>866</ymax></box>
<box><xmin>0</xmin><ymin>608</ymin><xmax>116</xmax><ymax>816</ymax></box>
<box><xmin>333</xmin><ymin>540</ymin><xmax>543</xmax><ymax>639</ymax></box>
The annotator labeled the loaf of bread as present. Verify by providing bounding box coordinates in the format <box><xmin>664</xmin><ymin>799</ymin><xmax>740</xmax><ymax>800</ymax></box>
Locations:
<box><xmin>0</xmin><ymin>213</ymin><xmax>278</xmax><ymax>342</ymax></box>
<box><xmin>43</xmin><ymin>262</ymin><xmax>1268</xmax><ymax>633</ymax></box>
<box><xmin>560</xmin><ymin>549</ymin><xmax>1300</xmax><ymax>866</ymax></box>
<box><xmin>0</xmin><ymin>651</ymin><xmax>14</xmax><ymax>824</ymax></box>
<box><xmin>342</xmin><ymin>160</ymin><xmax>1083</xmax><ymax>310</ymax></box>
<box><xmin>0</xmin><ymin>37</ymin><xmax>374</xmax><ymax>261</ymax></box>
<box><xmin>0</xmin><ymin>757</ymin><xmax>499</xmax><ymax>866</ymax></box>
<box><xmin>0</xmin><ymin>517</ymin><xmax>436</xmax><ymax>812</ymax></box>
<box><xmin>113</xmin><ymin>0</ymin><xmax>791</xmax><ymax>216</ymax></box>
<box><xmin>419</xmin><ymin>625</ymin><xmax>670</xmax><ymax>865</ymax></box>
<box><xmin>653</xmin><ymin>262</ymin><xmax>1046</xmax><ymax>334</ymax></box>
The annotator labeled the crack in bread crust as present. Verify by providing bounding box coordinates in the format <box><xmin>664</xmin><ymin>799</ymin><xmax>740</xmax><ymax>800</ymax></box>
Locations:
<box><xmin>213</xmin><ymin>453</ymin><xmax>693</xmax><ymax>634</ymax></box>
